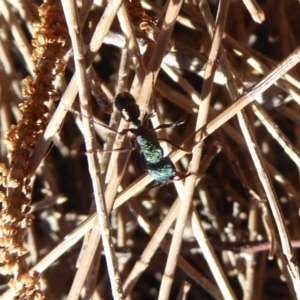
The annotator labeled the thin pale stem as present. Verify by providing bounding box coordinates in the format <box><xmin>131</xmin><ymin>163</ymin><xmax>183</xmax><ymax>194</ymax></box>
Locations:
<box><xmin>61</xmin><ymin>1</ymin><xmax>123</xmax><ymax>299</ymax></box>
<box><xmin>158</xmin><ymin>1</ymin><xmax>234</xmax><ymax>299</ymax></box>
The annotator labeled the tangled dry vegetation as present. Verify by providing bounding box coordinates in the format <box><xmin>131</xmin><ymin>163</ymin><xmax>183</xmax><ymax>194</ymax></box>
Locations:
<box><xmin>1</xmin><ymin>0</ymin><xmax>300</xmax><ymax>299</ymax></box>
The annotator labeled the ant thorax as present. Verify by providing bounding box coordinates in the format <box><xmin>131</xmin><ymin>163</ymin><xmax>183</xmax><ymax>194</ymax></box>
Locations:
<box><xmin>131</xmin><ymin>119</ymin><xmax>142</xmax><ymax>129</ymax></box>
<box><xmin>135</xmin><ymin>129</ymin><xmax>164</xmax><ymax>164</ymax></box>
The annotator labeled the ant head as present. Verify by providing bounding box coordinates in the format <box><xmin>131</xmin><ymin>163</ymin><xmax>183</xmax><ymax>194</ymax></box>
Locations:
<box><xmin>115</xmin><ymin>92</ymin><xmax>140</xmax><ymax>122</ymax></box>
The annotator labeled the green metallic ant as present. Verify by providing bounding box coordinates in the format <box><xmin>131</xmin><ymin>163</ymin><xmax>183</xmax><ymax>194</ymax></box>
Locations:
<box><xmin>115</xmin><ymin>92</ymin><xmax>189</xmax><ymax>185</ymax></box>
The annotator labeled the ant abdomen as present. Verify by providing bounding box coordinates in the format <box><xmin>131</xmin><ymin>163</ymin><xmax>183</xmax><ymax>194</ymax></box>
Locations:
<box><xmin>146</xmin><ymin>157</ymin><xmax>177</xmax><ymax>185</ymax></box>
<box><xmin>147</xmin><ymin>157</ymin><xmax>190</xmax><ymax>185</ymax></box>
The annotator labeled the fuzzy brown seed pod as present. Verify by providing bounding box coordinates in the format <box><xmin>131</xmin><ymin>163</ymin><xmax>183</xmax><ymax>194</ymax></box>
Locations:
<box><xmin>0</xmin><ymin>0</ymin><xmax>68</xmax><ymax>298</ymax></box>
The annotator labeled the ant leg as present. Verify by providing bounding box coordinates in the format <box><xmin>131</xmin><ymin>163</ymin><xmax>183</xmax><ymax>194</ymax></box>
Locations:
<box><xmin>119</xmin><ymin>128</ymin><xmax>138</xmax><ymax>135</ymax></box>
<box><xmin>174</xmin><ymin>172</ymin><xmax>191</xmax><ymax>181</ymax></box>
<box><xmin>152</xmin><ymin>119</ymin><xmax>185</xmax><ymax>131</ymax></box>
<box><xmin>110</xmin><ymin>138</ymin><xmax>136</xmax><ymax>152</ymax></box>
<box><xmin>146</xmin><ymin>111</ymin><xmax>156</xmax><ymax>119</ymax></box>
<box><xmin>173</xmin><ymin>172</ymin><xmax>206</xmax><ymax>181</ymax></box>
<box><xmin>150</xmin><ymin>119</ymin><xmax>190</xmax><ymax>152</ymax></box>
<box><xmin>86</xmin><ymin>138</ymin><xmax>136</xmax><ymax>154</ymax></box>
<box><xmin>156</xmin><ymin>138</ymin><xmax>191</xmax><ymax>153</ymax></box>
<box><xmin>60</xmin><ymin>101</ymin><xmax>120</xmax><ymax>134</ymax></box>
<box><xmin>140</xmin><ymin>155</ymin><xmax>147</xmax><ymax>171</ymax></box>
<box><xmin>149</xmin><ymin>181</ymin><xmax>164</xmax><ymax>189</ymax></box>
<box><xmin>86</xmin><ymin>147</ymin><xmax>131</xmax><ymax>154</ymax></box>
<box><xmin>149</xmin><ymin>172</ymin><xmax>190</xmax><ymax>189</ymax></box>
<box><xmin>87</xmin><ymin>68</ymin><xmax>113</xmax><ymax>114</ymax></box>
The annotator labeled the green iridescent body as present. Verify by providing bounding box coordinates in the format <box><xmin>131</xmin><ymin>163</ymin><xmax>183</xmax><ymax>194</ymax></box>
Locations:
<box><xmin>147</xmin><ymin>157</ymin><xmax>177</xmax><ymax>184</ymax></box>
<box><xmin>135</xmin><ymin>129</ymin><xmax>164</xmax><ymax>164</ymax></box>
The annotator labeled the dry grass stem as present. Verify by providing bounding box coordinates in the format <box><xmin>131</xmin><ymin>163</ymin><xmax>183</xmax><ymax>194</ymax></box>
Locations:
<box><xmin>61</xmin><ymin>1</ymin><xmax>123</xmax><ymax>299</ymax></box>
<box><xmin>241</xmin><ymin>0</ymin><xmax>265</xmax><ymax>23</ymax></box>
<box><xmin>158</xmin><ymin>1</ymin><xmax>233</xmax><ymax>300</ymax></box>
